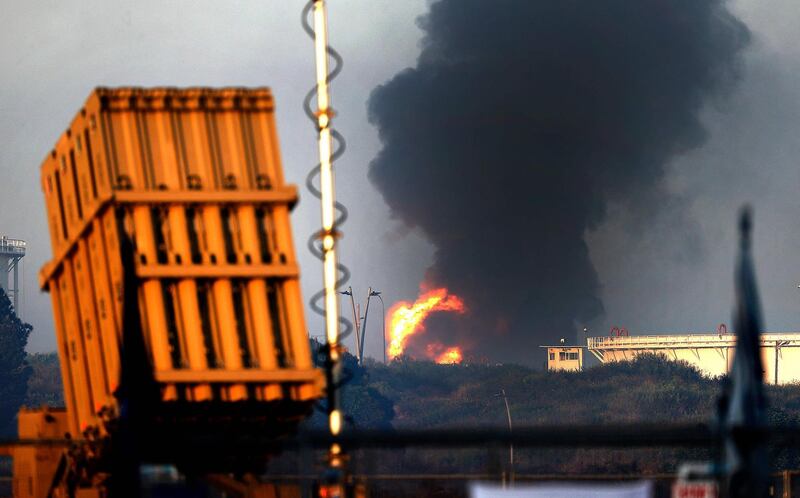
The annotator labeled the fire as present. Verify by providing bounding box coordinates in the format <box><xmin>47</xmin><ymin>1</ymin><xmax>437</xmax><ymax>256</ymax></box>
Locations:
<box><xmin>435</xmin><ymin>347</ymin><xmax>463</xmax><ymax>364</ymax></box>
<box><xmin>386</xmin><ymin>288</ymin><xmax>466</xmax><ymax>360</ymax></box>
<box><xmin>426</xmin><ymin>343</ymin><xmax>464</xmax><ymax>364</ymax></box>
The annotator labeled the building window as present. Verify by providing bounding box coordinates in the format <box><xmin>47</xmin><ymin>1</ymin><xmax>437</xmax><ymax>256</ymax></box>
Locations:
<box><xmin>559</xmin><ymin>352</ymin><xmax>566</xmax><ymax>360</ymax></box>
<box><xmin>568</xmin><ymin>352</ymin><xmax>579</xmax><ymax>360</ymax></box>
<box><xmin>549</xmin><ymin>352</ymin><xmax>555</xmax><ymax>360</ymax></box>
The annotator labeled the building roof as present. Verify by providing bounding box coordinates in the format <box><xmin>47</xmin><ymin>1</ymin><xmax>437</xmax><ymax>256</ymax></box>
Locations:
<box><xmin>587</xmin><ymin>332</ymin><xmax>800</xmax><ymax>350</ymax></box>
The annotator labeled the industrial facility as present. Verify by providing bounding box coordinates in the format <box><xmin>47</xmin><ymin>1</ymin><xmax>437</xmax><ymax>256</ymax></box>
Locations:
<box><xmin>3</xmin><ymin>0</ymin><xmax>797</xmax><ymax>494</ymax></box>
<box><xmin>585</xmin><ymin>329</ymin><xmax>800</xmax><ymax>385</ymax></box>
<box><xmin>0</xmin><ymin>236</ymin><xmax>25</xmax><ymax>315</ymax></box>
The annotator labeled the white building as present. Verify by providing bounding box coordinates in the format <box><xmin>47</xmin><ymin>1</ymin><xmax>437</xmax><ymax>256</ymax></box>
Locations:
<box><xmin>587</xmin><ymin>332</ymin><xmax>800</xmax><ymax>385</ymax></box>
<box><xmin>541</xmin><ymin>345</ymin><xmax>583</xmax><ymax>372</ymax></box>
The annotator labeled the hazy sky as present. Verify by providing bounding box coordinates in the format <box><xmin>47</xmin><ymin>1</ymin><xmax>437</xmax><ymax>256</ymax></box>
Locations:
<box><xmin>1</xmin><ymin>1</ymin><xmax>800</xmax><ymax>363</ymax></box>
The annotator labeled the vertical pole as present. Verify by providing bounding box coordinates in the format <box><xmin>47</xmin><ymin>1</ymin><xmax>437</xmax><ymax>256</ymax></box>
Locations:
<box><xmin>311</xmin><ymin>0</ymin><xmax>346</xmax><ymax>487</ymax></box>
<box><xmin>12</xmin><ymin>257</ymin><xmax>19</xmax><ymax>314</ymax></box>
<box><xmin>500</xmin><ymin>389</ymin><xmax>514</xmax><ymax>486</ymax></box>
<box><xmin>775</xmin><ymin>341</ymin><xmax>779</xmax><ymax>385</ymax></box>
<box><xmin>356</xmin><ymin>302</ymin><xmax>361</xmax><ymax>362</ymax></box>
<box><xmin>783</xmin><ymin>470</ymin><xmax>791</xmax><ymax>498</ymax></box>
<box><xmin>359</xmin><ymin>287</ymin><xmax>372</xmax><ymax>363</ymax></box>
<box><xmin>347</xmin><ymin>287</ymin><xmax>361</xmax><ymax>361</ymax></box>
<box><xmin>378</xmin><ymin>294</ymin><xmax>386</xmax><ymax>364</ymax></box>
<box><xmin>0</xmin><ymin>255</ymin><xmax>8</xmax><ymax>304</ymax></box>
<box><xmin>19</xmin><ymin>257</ymin><xmax>22</xmax><ymax>320</ymax></box>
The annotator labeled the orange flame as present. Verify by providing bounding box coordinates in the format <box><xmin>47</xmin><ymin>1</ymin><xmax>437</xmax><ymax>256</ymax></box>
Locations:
<box><xmin>435</xmin><ymin>347</ymin><xmax>463</xmax><ymax>364</ymax></box>
<box><xmin>387</xmin><ymin>288</ymin><xmax>466</xmax><ymax>360</ymax></box>
<box><xmin>426</xmin><ymin>343</ymin><xmax>464</xmax><ymax>364</ymax></box>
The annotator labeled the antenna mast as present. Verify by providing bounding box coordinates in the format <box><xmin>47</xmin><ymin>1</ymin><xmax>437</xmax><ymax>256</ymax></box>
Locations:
<box><xmin>309</xmin><ymin>0</ymin><xmax>346</xmax><ymax>481</ymax></box>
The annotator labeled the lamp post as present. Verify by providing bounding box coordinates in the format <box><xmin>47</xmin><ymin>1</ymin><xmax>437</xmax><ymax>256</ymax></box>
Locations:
<box><xmin>341</xmin><ymin>287</ymin><xmax>385</xmax><ymax>364</ymax></box>
<box><xmin>369</xmin><ymin>290</ymin><xmax>385</xmax><ymax>364</ymax></box>
<box><xmin>358</xmin><ymin>287</ymin><xmax>374</xmax><ymax>361</ymax></box>
<box><xmin>495</xmin><ymin>389</ymin><xmax>514</xmax><ymax>486</ymax></box>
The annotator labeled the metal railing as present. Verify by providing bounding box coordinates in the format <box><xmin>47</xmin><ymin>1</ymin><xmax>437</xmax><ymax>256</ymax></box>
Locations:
<box><xmin>0</xmin><ymin>237</ymin><xmax>25</xmax><ymax>255</ymax></box>
<box><xmin>587</xmin><ymin>333</ymin><xmax>800</xmax><ymax>350</ymax></box>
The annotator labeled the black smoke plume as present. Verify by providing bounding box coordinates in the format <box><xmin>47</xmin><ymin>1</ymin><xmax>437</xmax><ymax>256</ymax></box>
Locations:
<box><xmin>368</xmin><ymin>0</ymin><xmax>749</xmax><ymax>363</ymax></box>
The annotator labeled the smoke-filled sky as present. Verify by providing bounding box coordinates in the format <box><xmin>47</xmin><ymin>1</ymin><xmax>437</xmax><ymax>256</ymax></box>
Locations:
<box><xmin>2</xmin><ymin>1</ymin><xmax>800</xmax><ymax>365</ymax></box>
<box><xmin>367</xmin><ymin>0</ymin><xmax>749</xmax><ymax>362</ymax></box>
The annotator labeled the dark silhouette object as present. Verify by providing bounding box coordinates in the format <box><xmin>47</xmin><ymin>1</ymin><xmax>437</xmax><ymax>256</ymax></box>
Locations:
<box><xmin>719</xmin><ymin>207</ymin><xmax>767</xmax><ymax>497</ymax></box>
<box><xmin>107</xmin><ymin>209</ymin><xmax>159</xmax><ymax>497</ymax></box>
<box><xmin>0</xmin><ymin>288</ymin><xmax>32</xmax><ymax>436</ymax></box>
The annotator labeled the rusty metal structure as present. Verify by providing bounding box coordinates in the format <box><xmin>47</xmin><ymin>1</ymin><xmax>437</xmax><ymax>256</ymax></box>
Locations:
<box><xmin>10</xmin><ymin>86</ymin><xmax>324</xmax><ymax>497</ymax></box>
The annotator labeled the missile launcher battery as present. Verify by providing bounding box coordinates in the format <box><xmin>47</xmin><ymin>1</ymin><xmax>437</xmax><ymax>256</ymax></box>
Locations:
<box><xmin>38</xmin><ymin>87</ymin><xmax>323</xmax><ymax>442</ymax></box>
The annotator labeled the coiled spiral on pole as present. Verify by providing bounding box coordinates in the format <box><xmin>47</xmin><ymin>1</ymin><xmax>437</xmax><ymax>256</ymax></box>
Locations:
<box><xmin>301</xmin><ymin>1</ymin><xmax>353</xmax><ymax>356</ymax></box>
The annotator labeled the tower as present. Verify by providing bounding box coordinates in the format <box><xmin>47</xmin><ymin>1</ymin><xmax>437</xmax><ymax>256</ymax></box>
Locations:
<box><xmin>0</xmin><ymin>236</ymin><xmax>25</xmax><ymax>315</ymax></box>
